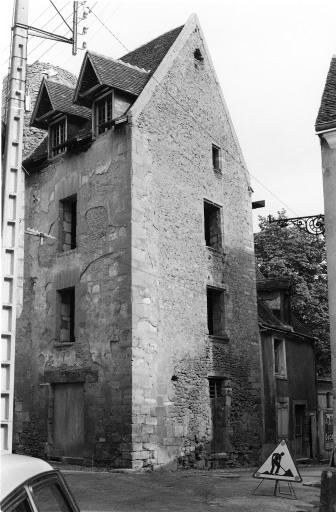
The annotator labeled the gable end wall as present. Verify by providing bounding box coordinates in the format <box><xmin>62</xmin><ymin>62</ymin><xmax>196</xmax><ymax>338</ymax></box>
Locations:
<box><xmin>130</xmin><ymin>24</ymin><xmax>263</xmax><ymax>469</ymax></box>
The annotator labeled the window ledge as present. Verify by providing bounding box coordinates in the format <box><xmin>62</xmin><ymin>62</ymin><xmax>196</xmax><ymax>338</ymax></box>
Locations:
<box><xmin>208</xmin><ymin>334</ymin><xmax>229</xmax><ymax>344</ymax></box>
<box><xmin>205</xmin><ymin>245</ymin><xmax>226</xmax><ymax>256</ymax></box>
<box><xmin>48</xmin><ymin>150</ymin><xmax>67</xmax><ymax>162</ymax></box>
<box><xmin>56</xmin><ymin>248</ymin><xmax>77</xmax><ymax>256</ymax></box>
<box><xmin>54</xmin><ymin>342</ymin><xmax>75</xmax><ymax>348</ymax></box>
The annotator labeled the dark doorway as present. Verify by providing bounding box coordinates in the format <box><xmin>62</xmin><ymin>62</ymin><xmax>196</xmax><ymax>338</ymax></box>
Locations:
<box><xmin>53</xmin><ymin>383</ymin><xmax>84</xmax><ymax>457</ymax></box>
<box><xmin>294</xmin><ymin>403</ymin><xmax>307</xmax><ymax>458</ymax></box>
<box><xmin>209</xmin><ymin>378</ymin><xmax>227</xmax><ymax>452</ymax></box>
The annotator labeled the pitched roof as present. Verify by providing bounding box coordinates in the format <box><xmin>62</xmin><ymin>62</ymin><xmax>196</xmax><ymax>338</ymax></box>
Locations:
<box><xmin>316</xmin><ymin>56</ymin><xmax>336</xmax><ymax>132</ymax></box>
<box><xmin>46</xmin><ymin>80</ymin><xmax>91</xmax><ymax>119</ymax></box>
<box><xmin>74</xmin><ymin>25</ymin><xmax>184</xmax><ymax>107</ymax></box>
<box><xmin>31</xmin><ymin>79</ymin><xmax>91</xmax><ymax>129</ymax></box>
<box><xmin>89</xmin><ymin>52</ymin><xmax>150</xmax><ymax>95</ymax></box>
<box><xmin>258</xmin><ymin>298</ymin><xmax>313</xmax><ymax>340</ymax></box>
<box><xmin>120</xmin><ymin>25</ymin><xmax>184</xmax><ymax>74</ymax></box>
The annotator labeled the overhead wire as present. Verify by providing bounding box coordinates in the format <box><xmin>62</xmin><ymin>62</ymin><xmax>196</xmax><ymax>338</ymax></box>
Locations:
<box><xmin>1</xmin><ymin>1</ymin><xmax>69</xmax><ymax>67</ymax></box>
<box><xmin>1</xmin><ymin>3</ymin><xmax>54</xmax><ymax>56</ymax></box>
<box><xmin>88</xmin><ymin>5</ymin><xmax>128</xmax><ymax>52</ymax></box>
<box><xmin>27</xmin><ymin>1</ymin><xmax>71</xmax><ymax>59</ymax></box>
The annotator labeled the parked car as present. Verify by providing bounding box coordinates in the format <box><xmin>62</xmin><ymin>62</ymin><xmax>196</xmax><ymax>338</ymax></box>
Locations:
<box><xmin>1</xmin><ymin>454</ymin><xmax>80</xmax><ymax>512</ymax></box>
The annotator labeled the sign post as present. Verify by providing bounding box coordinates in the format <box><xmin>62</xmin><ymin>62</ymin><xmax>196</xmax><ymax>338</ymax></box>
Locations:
<box><xmin>253</xmin><ymin>440</ymin><xmax>302</xmax><ymax>499</ymax></box>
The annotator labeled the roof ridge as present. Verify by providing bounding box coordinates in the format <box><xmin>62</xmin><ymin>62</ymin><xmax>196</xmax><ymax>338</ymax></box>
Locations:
<box><xmin>89</xmin><ymin>50</ymin><xmax>150</xmax><ymax>74</ymax></box>
<box><xmin>45</xmin><ymin>79</ymin><xmax>75</xmax><ymax>90</ymax></box>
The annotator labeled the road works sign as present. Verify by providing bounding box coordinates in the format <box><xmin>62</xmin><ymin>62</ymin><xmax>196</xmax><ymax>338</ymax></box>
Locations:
<box><xmin>253</xmin><ymin>440</ymin><xmax>302</xmax><ymax>482</ymax></box>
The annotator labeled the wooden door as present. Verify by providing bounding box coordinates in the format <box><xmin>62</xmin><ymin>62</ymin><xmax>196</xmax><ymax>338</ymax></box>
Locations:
<box><xmin>53</xmin><ymin>383</ymin><xmax>84</xmax><ymax>457</ymax></box>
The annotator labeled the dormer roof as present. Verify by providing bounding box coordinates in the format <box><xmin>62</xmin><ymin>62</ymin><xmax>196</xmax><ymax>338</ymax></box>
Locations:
<box><xmin>73</xmin><ymin>25</ymin><xmax>184</xmax><ymax>107</ymax></box>
<box><xmin>316</xmin><ymin>56</ymin><xmax>336</xmax><ymax>133</ymax></box>
<box><xmin>74</xmin><ymin>52</ymin><xmax>150</xmax><ymax>107</ymax></box>
<box><xmin>31</xmin><ymin>78</ymin><xmax>91</xmax><ymax>129</ymax></box>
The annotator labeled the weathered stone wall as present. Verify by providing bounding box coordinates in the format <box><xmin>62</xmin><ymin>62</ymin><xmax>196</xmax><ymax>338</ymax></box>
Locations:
<box><xmin>2</xmin><ymin>61</ymin><xmax>77</xmax><ymax>158</ymax></box>
<box><xmin>130</xmin><ymin>22</ymin><xmax>263</xmax><ymax>468</ymax></box>
<box><xmin>15</xmin><ymin>124</ymin><xmax>133</xmax><ymax>466</ymax></box>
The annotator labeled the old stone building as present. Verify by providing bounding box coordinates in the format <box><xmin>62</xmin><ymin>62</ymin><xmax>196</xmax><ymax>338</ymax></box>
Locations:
<box><xmin>14</xmin><ymin>14</ymin><xmax>263</xmax><ymax>468</ymax></box>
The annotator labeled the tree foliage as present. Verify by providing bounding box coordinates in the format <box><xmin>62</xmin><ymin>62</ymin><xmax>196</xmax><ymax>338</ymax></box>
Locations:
<box><xmin>254</xmin><ymin>211</ymin><xmax>330</xmax><ymax>376</ymax></box>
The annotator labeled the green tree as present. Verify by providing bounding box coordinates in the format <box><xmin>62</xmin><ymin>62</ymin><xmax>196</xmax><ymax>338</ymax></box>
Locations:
<box><xmin>254</xmin><ymin>211</ymin><xmax>330</xmax><ymax>376</ymax></box>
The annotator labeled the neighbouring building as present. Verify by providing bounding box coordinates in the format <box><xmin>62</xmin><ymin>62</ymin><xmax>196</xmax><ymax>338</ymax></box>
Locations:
<box><xmin>14</xmin><ymin>14</ymin><xmax>263</xmax><ymax>468</ymax></box>
<box><xmin>257</xmin><ymin>271</ymin><xmax>318</xmax><ymax>461</ymax></box>
<box><xmin>315</xmin><ymin>56</ymin><xmax>336</xmax><ymax>457</ymax></box>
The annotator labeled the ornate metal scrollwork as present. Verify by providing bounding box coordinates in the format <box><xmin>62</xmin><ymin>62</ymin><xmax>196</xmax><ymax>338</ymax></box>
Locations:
<box><xmin>268</xmin><ymin>215</ymin><xmax>325</xmax><ymax>236</ymax></box>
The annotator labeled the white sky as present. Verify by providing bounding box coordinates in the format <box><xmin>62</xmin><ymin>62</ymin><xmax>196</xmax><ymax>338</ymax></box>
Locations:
<box><xmin>1</xmin><ymin>0</ymin><xmax>335</xmax><ymax>230</ymax></box>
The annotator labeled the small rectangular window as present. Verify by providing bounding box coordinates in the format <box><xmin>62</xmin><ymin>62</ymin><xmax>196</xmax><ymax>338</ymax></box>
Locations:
<box><xmin>204</xmin><ymin>200</ymin><xmax>222</xmax><ymax>249</ymax></box>
<box><xmin>212</xmin><ymin>144</ymin><xmax>221</xmax><ymax>171</ymax></box>
<box><xmin>207</xmin><ymin>287</ymin><xmax>225</xmax><ymax>336</ymax></box>
<box><xmin>209</xmin><ymin>378</ymin><xmax>223</xmax><ymax>399</ymax></box>
<box><xmin>274</xmin><ymin>338</ymin><xmax>286</xmax><ymax>376</ymax></box>
<box><xmin>49</xmin><ymin>118</ymin><xmax>66</xmax><ymax>157</ymax></box>
<box><xmin>95</xmin><ymin>93</ymin><xmax>113</xmax><ymax>135</ymax></box>
<box><xmin>60</xmin><ymin>195</ymin><xmax>76</xmax><ymax>251</ymax></box>
<box><xmin>57</xmin><ymin>287</ymin><xmax>75</xmax><ymax>343</ymax></box>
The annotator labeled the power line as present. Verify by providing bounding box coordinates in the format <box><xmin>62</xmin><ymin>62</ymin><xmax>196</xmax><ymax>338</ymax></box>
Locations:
<box><xmin>48</xmin><ymin>0</ymin><xmax>72</xmax><ymax>32</ymax></box>
<box><xmin>28</xmin><ymin>1</ymin><xmax>71</xmax><ymax>58</ymax></box>
<box><xmin>250</xmin><ymin>173</ymin><xmax>299</xmax><ymax>216</ymax></box>
<box><xmin>1</xmin><ymin>1</ymin><xmax>69</xmax><ymax>66</ymax></box>
<box><xmin>88</xmin><ymin>5</ymin><xmax>129</xmax><ymax>52</ymax></box>
<box><xmin>1</xmin><ymin>3</ymin><xmax>53</xmax><ymax>56</ymax></box>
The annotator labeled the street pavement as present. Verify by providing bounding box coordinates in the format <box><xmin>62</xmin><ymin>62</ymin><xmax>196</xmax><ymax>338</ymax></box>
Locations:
<box><xmin>59</xmin><ymin>465</ymin><xmax>325</xmax><ymax>512</ymax></box>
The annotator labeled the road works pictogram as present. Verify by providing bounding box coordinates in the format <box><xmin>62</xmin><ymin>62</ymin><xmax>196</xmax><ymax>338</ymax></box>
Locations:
<box><xmin>254</xmin><ymin>439</ymin><xmax>302</xmax><ymax>482</ymax></box>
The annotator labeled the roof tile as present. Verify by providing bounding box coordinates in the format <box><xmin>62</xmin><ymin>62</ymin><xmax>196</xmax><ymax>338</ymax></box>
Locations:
<box><xmin>120</xmin><ymin>26</ymin><xmax>183</xmax><ymax>74</ymax></box>
<box><xmin>89</xmin><ymin>52</ymin><xmax>150</xmax><ymax>96</ymax></box>
<box><xmin>316</xmin><ymin>56</ymin><xmax>336</xmax><ymax>132</ymax></box>
<box><xmin>46</xmin><ymin>80</ymin><xmax>91</xmax><ymax>120</ymax></box>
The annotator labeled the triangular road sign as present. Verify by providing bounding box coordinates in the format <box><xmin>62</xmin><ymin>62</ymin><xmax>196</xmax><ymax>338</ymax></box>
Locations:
<box><xmin>254</xmin><ymin>440</ymin><xmax>302</xmax><ymax>482</ymax></box>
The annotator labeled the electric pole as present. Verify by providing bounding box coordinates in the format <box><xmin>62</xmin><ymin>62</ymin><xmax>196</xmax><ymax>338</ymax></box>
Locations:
<box><xmin>1</xmin><ymin>0</ymin><xmax>81</xmax><ymax>454</ymax></box>
<box><xmin>1</xmin><ymin>0</ymin><xmax>29</xmax><ymax>454</ymax></box>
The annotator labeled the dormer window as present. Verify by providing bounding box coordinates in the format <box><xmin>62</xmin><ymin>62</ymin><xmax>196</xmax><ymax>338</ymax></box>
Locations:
<box><xmin>94</xmin><ymin>92</ymin><xmax>113</xmax><ymax>136</ymax></box>
<box><xmin>49</xmin><ymin>117</ymin><xmax>67</xmax><ymax>158</ymax></box>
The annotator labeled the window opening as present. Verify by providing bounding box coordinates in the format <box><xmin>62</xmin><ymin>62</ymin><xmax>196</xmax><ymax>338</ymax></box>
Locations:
<box><xmin>49</xmin><ymin>118</ymin><xmax>66</xmax><ymax>157</ymax></box>
<box><xmin>95</xmin><ymin>93</ymin><xmax>113</xmax><ymax>135</ymax></box>
<box><xmin>326</xmin><ymin>392</ymin><xmax>333</xmax><ymax>409</ymax></box>
<box><xmin>212</xmin><ymin>144</ymin><xmax>221</xmax><ymax>171</ymax></box>
<box><xmin>58</xmin><ymin>287</ymin><xmax>75</xmax><ymax>343</ymax></box>
<box><xmin>274</xmin><ymin>338</ymin><xmax>286</xmax><ymax>376</ymax></box>
<box><xmin>60</xmin><ymin>195</ymin><xmax>77</xmax><ymax>251</ymax></box>
<box><xmin>194</xmin><ymin>48</ymin><xmax>204</xmax><ymax>62</ymax></box>
<box><xmin>204</xmin><ymin>200</ymin><xmax>222</xmax><ymax>249</ymax></box>
<box><xmin>209</xmin><ymin>378</ymin><xmax>223</xmax><ymax>399</ymax></box>
<box><xmin>207</xmin><ymin>287</ymin><xmax>225</xmax><ymax>336</ymax></box>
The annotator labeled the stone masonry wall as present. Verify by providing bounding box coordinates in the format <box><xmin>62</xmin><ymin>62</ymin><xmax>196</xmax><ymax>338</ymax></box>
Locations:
<box><xmin>15</xmin><ymin>124</ymin><xmax>133</xmax><ymax>466</ymax></box>
<box><xmin>2</xmin><ymin>61</ymin><xmax>77</xmax><ymax>158</ymax></box>
<box><xmin>130</xmin><ymin>23</ymin><xmax>263</xmax><ymax>468</ymax></box>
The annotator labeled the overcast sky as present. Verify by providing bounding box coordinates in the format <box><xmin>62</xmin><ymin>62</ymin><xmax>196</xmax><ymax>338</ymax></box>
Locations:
<box><xmin>1</xmin><ymin>0</ymin><xmax>335</xmax><ymax>230</ymax></box>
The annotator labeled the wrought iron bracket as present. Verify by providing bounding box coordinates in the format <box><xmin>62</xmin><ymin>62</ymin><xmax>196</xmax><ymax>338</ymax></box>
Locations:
<box><xmin>268</xmin><ymin>214</ymin><xmax>325</xmax><ymax>236</ymax></box>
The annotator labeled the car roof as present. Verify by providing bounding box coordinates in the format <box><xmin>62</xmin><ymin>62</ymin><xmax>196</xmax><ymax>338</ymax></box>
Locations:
<box><xmin>1</xmin><ymin>454</ymin><xmax>53</xmax><ymax>501</ymax></box>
